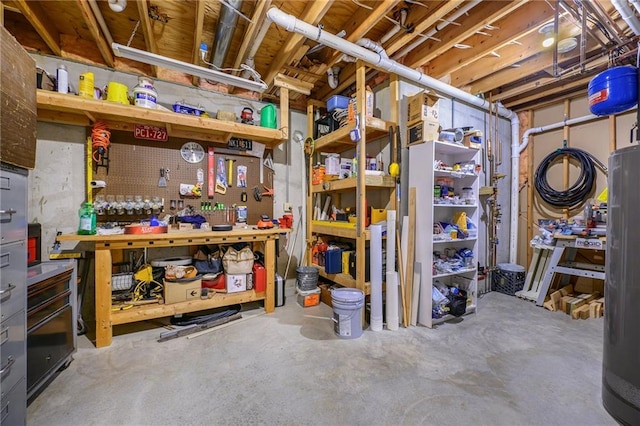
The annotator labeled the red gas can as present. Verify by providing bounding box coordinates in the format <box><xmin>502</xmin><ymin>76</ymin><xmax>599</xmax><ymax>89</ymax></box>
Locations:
<box><xmin>253</xmin><ymin>263</ymin><xmax>266</xmax><ymax>293</ymax></box>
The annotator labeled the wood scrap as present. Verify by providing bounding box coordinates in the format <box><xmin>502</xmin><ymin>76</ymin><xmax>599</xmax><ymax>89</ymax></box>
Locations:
<box><xmin>549</xmin><ymin>290</ymin><xmax>562</xmax><ymax>311</ymax></box>
<box><xmin>543</xmin><ymin>298</ymin><xmax>556</xmax><ymax>311</ymax></box>
<box><xmin>559</xmin><ymin>284</ymin><xmax>574</xmax><ymax>297</ymax></box>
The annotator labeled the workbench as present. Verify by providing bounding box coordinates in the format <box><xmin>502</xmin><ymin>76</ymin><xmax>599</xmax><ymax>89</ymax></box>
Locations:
<box><xmin>516</xmin><ymin>234</ymin><xmax>606</xmax><ymax>306</ymax></box>
<box><xmin>57</xmin><ymin>228</ymin><xmax>287</xmax><ymax>348</ymax></box>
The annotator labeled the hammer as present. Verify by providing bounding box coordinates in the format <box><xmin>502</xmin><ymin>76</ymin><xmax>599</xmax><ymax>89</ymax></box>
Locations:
<box><xmin>226</xmin><ymin>158</ymin><xmax>236</xmax><ymax>185</ymax></box>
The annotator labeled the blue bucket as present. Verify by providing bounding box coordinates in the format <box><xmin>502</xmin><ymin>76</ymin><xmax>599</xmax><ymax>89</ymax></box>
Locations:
<box><xmin>588</xmin><ymin>66</ymin><xmax>638</xmax><ymax>116</ymax></box>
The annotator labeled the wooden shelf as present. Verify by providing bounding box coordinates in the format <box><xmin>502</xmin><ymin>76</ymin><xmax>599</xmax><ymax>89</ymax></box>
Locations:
<box><xmin>435</xmin><ymin>140</ymin><xmax>480</xmax><ymax>155</ymax></box>
<box><xmin>312</xmin><ymin>175</ymin><xmax>395</xmax><ymax>193</ymax></box>
<box><xmin>434</xmin><ymin>170</ymin><xmax>478</xmax><ymax>179</ymax></box>
<box><xmin>111</xmin><ymin>290</ymin><xmax>265</xmax><ymax>325</ymax></box>
<box><xmin>433</xmin><ymin>238</ymin><xmax>477</xmax><ymax>244</ymax></box>
<box><xmin>314</xmin><ymin>116</ymin><xmax>394</xmax><ymax>153</ymax></box>
<box><xmin>433</xmin><ymin>268</ymin><xmax>477</xmax><ymax>279</ymax></box>
<box><xmin>311</xmin><ymin>220</ymin><xmax>370</xmax><ymax>240</ymax></box>
<box><xmin>314</xmin><ymin>265</ymin><xmax>370</xmax><ymax>294</ymax></box>
<box><xmin>36</xmin><ymin>90</ymin><xmax>287</xmax><ymax>149</ymax></box>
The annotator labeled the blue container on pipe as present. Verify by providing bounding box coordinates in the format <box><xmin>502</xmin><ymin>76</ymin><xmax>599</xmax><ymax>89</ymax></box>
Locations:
<box><xmin>588</xmin><ymin>66</ymin><xmax>638</xmax><ymax>116</ymax></box>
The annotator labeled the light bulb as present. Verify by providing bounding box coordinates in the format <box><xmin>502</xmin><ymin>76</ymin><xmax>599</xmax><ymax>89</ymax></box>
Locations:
<box><xmin>542</xmin><ymin>34</ymin><xmax>554</xmax><ymax>48</ymax></box>
<box><xmin>108</xmin><ymin>0</ymin><xmax>127</xmax><ymax>13</ymax></box>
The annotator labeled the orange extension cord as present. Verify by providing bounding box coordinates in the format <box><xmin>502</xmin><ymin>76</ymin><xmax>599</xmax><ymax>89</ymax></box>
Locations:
<box><xmin>91</xmin><ymin>121</ymin><xmax>111</xmax><ymax>163</ymax></box>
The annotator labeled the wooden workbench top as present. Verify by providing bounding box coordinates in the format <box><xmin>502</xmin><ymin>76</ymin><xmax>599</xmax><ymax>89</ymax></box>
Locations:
<box><xmin>57</xmin><ymin>227</ymin><xmax>289</xmax><ymax>243</ymax></box>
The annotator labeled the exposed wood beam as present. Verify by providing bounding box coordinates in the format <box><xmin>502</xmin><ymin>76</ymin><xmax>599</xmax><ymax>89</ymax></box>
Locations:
<box><xmin>13</xmin><ymin>0</ymin><xmax>61</xmax><ymax>56</ymax></box>
<box><xmin>323</xmin><ymin>0</ymin><xmax>400</xmax><ymax>67</ymax></box>
<box><xmin>190</xmin><ymin>0</ymin><xmax>205</xmax><ymax>85</ymax></box>
<box><xmin>233</xmin><ymin>0</ymin><xmax>271</xmax><ymax>71</ymax></box>
<box><xmin>504</xmin><ymin>75</ymin><xmax>595</xmax><ymax>109</ymax></box>
<box><xmin>384</xmin><ymin>0</ymin><xmax>463</xmax><ymax>56</ymax></box>
<box><xmin>426</xmin><ymin>2</ymin><xmax>554</xmax><ymax>78</ymax></box>
<box><xmin>76</xmin><ymin>0</ymin><xmax>114</xmax><ymax>67</ymax></box>
<box><xmin>284</xmin><ymin>65</ymin><xmax>323</xmax><ymax>80</ymax></box>
<box><xmin>137</xmin><ymin>0</ymin><xmax>158</xmax><ymax>77</ymax></box>
<box><xmin>451</xmin><ymin>25</ymin><xmax>584</xmax><ymax>89</ymax></box>
<box><xmin>468</xmin><ymin>36</ymin><xmax>602</xmax><ymax>94</ymax></box>
<box><xmin>263</xmin><ymin>0</ymin><xmax>334</xmax><ymax>88</ymax></box>
<box><xmin>405</xmin><ymin>0</ymin><xmax>527</xmax><ymax>69</ymax></box>
<box><xmin>274</xmin><ymin>73</ymin><xmax>314</xmax><ymax>95</ymax></box>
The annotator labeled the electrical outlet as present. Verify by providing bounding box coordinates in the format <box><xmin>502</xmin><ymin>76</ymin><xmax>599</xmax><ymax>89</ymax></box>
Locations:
<box><xmin>283</xmin><ymin>202</ymin><xmax>292</xmax><ymax>212</ymax></box>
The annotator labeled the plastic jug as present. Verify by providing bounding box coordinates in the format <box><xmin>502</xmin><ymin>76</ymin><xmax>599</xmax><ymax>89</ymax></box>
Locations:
<box><xmin>78</xmin><ymin>202</ymin><xmax>97</xmax><ymax>235</ymax></box>
<box><xmin>260</xmin><ymin>104</ymin><xmax>277</xmax><ymax>128</ymax></box>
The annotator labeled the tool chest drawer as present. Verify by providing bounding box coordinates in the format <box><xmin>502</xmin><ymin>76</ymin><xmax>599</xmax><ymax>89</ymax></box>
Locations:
<box><xmin>0</xmin><ymin>241</ymin><xmax>26</xmax><ymax>322</ymax></box>
<box><xmin>0</xmin><ymin>165</ymin><xmax>27</xmax><ymax>245</ymax></box>
<box><xmin>0</xmin><ymin>311</ymin><xmax>27</xmax><ymax>402</ymax></box>
<box><xmin>0</xmin><ymin>378</ymin><xmax>26</xmax><ymax>426</ymax></box>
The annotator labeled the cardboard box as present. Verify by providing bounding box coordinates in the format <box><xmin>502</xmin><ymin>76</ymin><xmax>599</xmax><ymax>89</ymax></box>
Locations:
<box><xmin>462</xmin><ymin>135</ymin><xmax>482</xmax><ymax>150</ymax></box>
<box><xmin>164</xmin><ymin>279</ymin><xmax>201</xmax><ymax>304</ymax></box>
<box><xmin>408</xmin><ymin>119</ymin><xmax>440</xmax><ymax>146</ymax></box>
<box><xmin>226</xmin><ymin>273</ymin><xmax>248</xmax><ymax>293</ymax></box>
<box><xmin>407</xmin><ymin>91</ymin><xmax>439</xmax><ymax>123</ymax></box>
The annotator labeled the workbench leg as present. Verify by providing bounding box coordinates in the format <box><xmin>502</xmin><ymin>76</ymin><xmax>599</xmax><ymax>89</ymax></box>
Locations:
<box><xmin>264</xmin><ymin>238</ymin><xmax>275</xmax><ymax>313</ymax></box>
<box><xmin>94</xmin><ymin>249</ymin><xmax>113</xmax><ymax>348</ymax></box>
<box><xmin>535</xmin><ymin>246</ymin><xmax>565</xmax><ymax>306</ymax></box>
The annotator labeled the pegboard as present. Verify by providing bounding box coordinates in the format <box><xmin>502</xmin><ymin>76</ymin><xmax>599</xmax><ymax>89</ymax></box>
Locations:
<box><xmin>91</xmin><ymin>130</ymin><xmax>274</xmax><ymax>226</ymax></box>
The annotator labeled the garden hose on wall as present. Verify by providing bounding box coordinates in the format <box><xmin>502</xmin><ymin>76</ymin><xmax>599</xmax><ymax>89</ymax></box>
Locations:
<box><xmin>534</xmin><ymin>147</ymin><xmax>607</xmax><ymax>209</ymax></box>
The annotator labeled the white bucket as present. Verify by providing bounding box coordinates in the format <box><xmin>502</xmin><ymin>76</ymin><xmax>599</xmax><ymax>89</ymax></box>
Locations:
<box><xmin>331</xmin><ymin>288</ymin><xmax>365</xmax><ymax>339</ymax></box>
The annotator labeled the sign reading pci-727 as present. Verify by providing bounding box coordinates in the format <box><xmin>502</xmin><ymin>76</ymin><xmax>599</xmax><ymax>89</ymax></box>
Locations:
<box><xmin>574</xmin><ymin>238</ymin><xmax>604</xmax><ymax>250</ymax></box>
<box><xmin>134</xmin><ymin>124</ymin><xmax>168</xmax><ymax>142</ymax></box>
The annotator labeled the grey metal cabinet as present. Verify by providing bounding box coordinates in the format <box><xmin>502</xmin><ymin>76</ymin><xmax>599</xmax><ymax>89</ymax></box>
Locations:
<box><xmin>1</xmin><ymin>163</ymin><xmax>28</xmax><ymax>426</ymax></box>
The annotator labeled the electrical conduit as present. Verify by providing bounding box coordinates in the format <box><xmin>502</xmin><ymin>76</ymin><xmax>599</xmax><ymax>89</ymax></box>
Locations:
<box><xmin>267</xmin><ymin>6</ymin><xmax>521</xmax><ymax>263</ymax></box>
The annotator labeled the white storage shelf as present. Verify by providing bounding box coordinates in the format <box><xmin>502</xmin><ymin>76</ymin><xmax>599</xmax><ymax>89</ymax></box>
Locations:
<box><xmin>409</xmin><ymin>140</ymin><xmax>480</xmax><ymax>328</ymax></box>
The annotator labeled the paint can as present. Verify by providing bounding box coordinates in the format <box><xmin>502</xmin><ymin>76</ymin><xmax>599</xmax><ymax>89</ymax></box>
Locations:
<box><xmin>107</xmin><ymin>82</ymin><xmax>129</xmax><ymax>105</ymax></box>
<box><xmin>133</xmin><ymin>77</ymin><xmax>158</xmax><ymax>109</ymax></box>
<box><xmin>331</xmin><ymin>288</ymin><xmax>364</xmax><ymax>339</ymax></box>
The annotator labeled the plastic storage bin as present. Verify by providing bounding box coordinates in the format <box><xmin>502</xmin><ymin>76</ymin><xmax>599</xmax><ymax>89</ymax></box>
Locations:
<box><xmin>492</xmin><ymin>263</ymin><xmax>525</xmax><ymax>296</ymax></box>
<box><xmin>327</xmin><ymin>95</ymin><xmax>349</xmax><ymax>112</ymax></box>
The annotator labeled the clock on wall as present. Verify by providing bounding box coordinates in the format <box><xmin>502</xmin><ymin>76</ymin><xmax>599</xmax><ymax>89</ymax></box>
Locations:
<box><xmin>180</xmin><ymin>142</ymin><xmax>205</xmax><ymax>163</ymax></box>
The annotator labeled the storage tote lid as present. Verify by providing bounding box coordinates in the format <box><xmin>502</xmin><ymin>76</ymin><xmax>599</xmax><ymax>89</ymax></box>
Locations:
<box><xmin>497</xmin><ymin>263</ymin><xmax>525</xmax><ymax>273</ymax></box>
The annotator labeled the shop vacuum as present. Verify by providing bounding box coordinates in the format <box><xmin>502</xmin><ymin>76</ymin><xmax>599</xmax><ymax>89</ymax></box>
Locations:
<box><xmin>591</xmin><ymin>65</ymin><xmax>640</xmax><ymax>425</ymax></box>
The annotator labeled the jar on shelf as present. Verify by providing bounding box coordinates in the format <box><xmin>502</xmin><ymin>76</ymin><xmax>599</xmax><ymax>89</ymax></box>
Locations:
<box><xmin>133</xmin><ymin>77</ymin><xmax>158</xmax><ymax>109</ymax></box>
<box><xmin>462</xmin><ymin>187</ymin><xmax>475</xmax><ymax>204</ymax></box>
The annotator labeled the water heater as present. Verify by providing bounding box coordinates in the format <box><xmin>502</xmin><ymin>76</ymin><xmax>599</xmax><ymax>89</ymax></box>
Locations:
<box><xmin>603</xmin><ymin>144</ymin><xmax>640</xmax><ymax>424</ymax></box>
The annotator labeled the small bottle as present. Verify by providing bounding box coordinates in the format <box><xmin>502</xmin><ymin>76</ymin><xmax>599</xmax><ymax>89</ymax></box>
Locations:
<box><xmin>352</xmin><ymin>155</ymin><xmax>358</xmax><ymax>177</ymax></box>
<box><xmin>78</xmin><ymin>202</ymin><xmax>97</xmax><ymax>235</ymax></box>
<box><xmin>150</xmin><ymin>215</ymin><xmax>159</xmax><ymax>226</ymax></box>
<box><xmin>57</xmin><ymin>64</ymin><xmax>68</xmax><ymax>94</ymax></box>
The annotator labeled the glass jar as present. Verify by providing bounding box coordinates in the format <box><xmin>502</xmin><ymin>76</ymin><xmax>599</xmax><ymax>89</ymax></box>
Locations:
<box><xmin>462</xmin><ymin>187</ymin><xmax>474</xmax><ymax>204</ymax></box>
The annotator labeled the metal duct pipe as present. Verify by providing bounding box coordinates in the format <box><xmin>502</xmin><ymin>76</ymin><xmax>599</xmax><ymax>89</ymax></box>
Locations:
<box><xmin>242</xmin><ymin>15</ymin><xmax>273</xmax><ymax>78</ymax></box>
<box><xmin>212</xmin><ymin>0</ymin><xmax>243</xmax><ymax>68</ymax></box>
<box><xmin>611</xmin><ymin>0</ymin><xmax>640</xmax><ymax>35</ymax></box>
<box><xmin>267</xmin><ymin>6</ymin><xmax>522</xmax><ymax>263</ymax></box>
<box><xmin>393</xmin><ymin>0</ymin><xmax>481</xmax><ymax>60</ymax></box>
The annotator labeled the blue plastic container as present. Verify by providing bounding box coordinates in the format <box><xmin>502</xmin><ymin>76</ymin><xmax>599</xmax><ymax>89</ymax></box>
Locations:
<box><xmin>327</xmin><ymin>95</ymin><xmax>349</xmax><ymax>112</ymax></box>
<box><xmin>588</xmin><ymin>66</ymin><xmax>638</xmax><ymax>116</ymax></box>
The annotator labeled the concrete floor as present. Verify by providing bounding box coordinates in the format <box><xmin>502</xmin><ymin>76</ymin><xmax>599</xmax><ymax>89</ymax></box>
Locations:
<box><xmin>27</xmin><ymin>291</ymin><xmax>614</xmax><ymax>425</ymax></box>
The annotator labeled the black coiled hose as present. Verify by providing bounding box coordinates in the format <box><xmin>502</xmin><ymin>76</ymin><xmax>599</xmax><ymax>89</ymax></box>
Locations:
<box><xmin>534</xmin><ymin>147</ymin><xmax>607</xmax><ymax>209</ymax></box>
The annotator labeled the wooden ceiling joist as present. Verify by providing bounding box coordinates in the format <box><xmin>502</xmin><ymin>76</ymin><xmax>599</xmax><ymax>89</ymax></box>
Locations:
<box><xmin>13</xmin><ymin>0</ymin><xmax>62</xmax><ymax>56</ymax></box>
<box><xmin>76</xmin><ymin>0</ymin><xmax>114</xmax><ymax>67</ymax></box>
<box><xmin>262</xmin><ymin>0</ymin><xmax>334</xmax><ymax>88</ymax></box>
<box><xmin>232</xmin><ymin>0</ymin><xmax>271</xmax><ymax>72</ymax></box>
<box><xmin>137</xmin><ymin>0</ymin><xmax>159</xmax><ymax>77</ymax></box>
<box><xmin>404</xmin><ymin>0</ymin><xmax>527</xmax><ymax>69</ymax></box>
<box><xmin>426</xmin><ymin>2</ymin><xmax>555</xmax><ymax>78</ymax></box>
<box><xmin>190</xmin><ymin>0</ymin><xmax>206</xmax><ymax>85</ymax></box>
<box><xmin>274</xmin><ymin>73</ymin><xmax>313</xmax><ymax>95</ymax></box>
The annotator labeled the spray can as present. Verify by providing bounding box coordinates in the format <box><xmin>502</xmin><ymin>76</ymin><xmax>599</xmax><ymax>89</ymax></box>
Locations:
<box><xmin>78</xmin><ymin>202</ymin><xmax>97</xmax><ymax>235</ymax></box>
<box><xmin>56</xmin><ymin>64</ymin><xmax>68</xmax><ymax>94</ymax></box>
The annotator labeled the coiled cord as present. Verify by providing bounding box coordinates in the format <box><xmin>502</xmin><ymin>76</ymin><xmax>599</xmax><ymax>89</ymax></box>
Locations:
<box><xmin>91</xmin><ymin>121</ymin><xmax>111</xmax><ymax>163</ymax></box>
<box><xmin>534</xmin><ymin>147</ymin><xmax>607</xmax><ymax>209</ymax></box>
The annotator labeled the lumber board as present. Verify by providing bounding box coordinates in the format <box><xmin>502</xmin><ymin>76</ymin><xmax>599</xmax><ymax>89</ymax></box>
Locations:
<box><xmin>405</xmin><ymin>188</ymin><xmax>416</xmax><ymax>325</ymax></box>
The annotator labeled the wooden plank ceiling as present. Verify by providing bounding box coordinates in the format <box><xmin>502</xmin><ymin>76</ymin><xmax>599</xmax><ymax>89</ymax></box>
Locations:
<box><xmin>2</xmin><ymin>0</ymin><xmax>638</xmax><ymax>111</ymax></box>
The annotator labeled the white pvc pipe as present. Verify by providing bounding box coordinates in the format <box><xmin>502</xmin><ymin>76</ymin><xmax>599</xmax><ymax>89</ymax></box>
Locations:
<box><xmin>393</xmin><ymin>0</ymin><xmax>481</xmax><ymax>60</ymax></box>
<box><xmin>612</xmin><ymin>0</ymin><xmax>640</xmax><ymax>35</ymax></box>
<box><xmin>266</xmin><ymin>5</ymin><xmax>521</xmax><ymax>263</ymax></box>
<box><xmin>379</xmin><ymin>8</ymin><xmax>407</xmax><ymax>45</ymax></box>
<box><xmin>357</xmin><ymin>38</ymin><xmax>388</xmax><ymax>59</ymax></box>
<box><xmin>370</xmin><ymin>223</ymin><xmax>384</xmax><ymax>332</ymax></box>
<box><xmin>519</xmin><ymin>114</ymin><xmax>600</xmax><ymax>154</ymax></box>
<box><xmin>242</xmin><ymin>17</ymin><xmax>272</xmax><ymax>79</ymax></box>
<box><xmin>631</xmin><ymin>0</ymin><xmax>640</xmax><ymax>15</ymax></box>
<box><xmin>386</xmin><ymin>211</ymin><xmax>398</xmax><ymax>331</ymax></box>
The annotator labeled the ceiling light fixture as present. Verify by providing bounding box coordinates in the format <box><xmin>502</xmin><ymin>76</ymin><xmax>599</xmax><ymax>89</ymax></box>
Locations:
<box><xmin>108</xmin><ymin>0</ymin><xmax>127</xmax><ymax>13</ymax></box>
<box><xmin>538</xmin><ymin>22</ymin><xmax>555</xmax><ymax>48</ymax></box>
<box><xmin>111</xmin><ymin>43</ymin><xmax>268</xmax><ymax>92</ymax></box>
